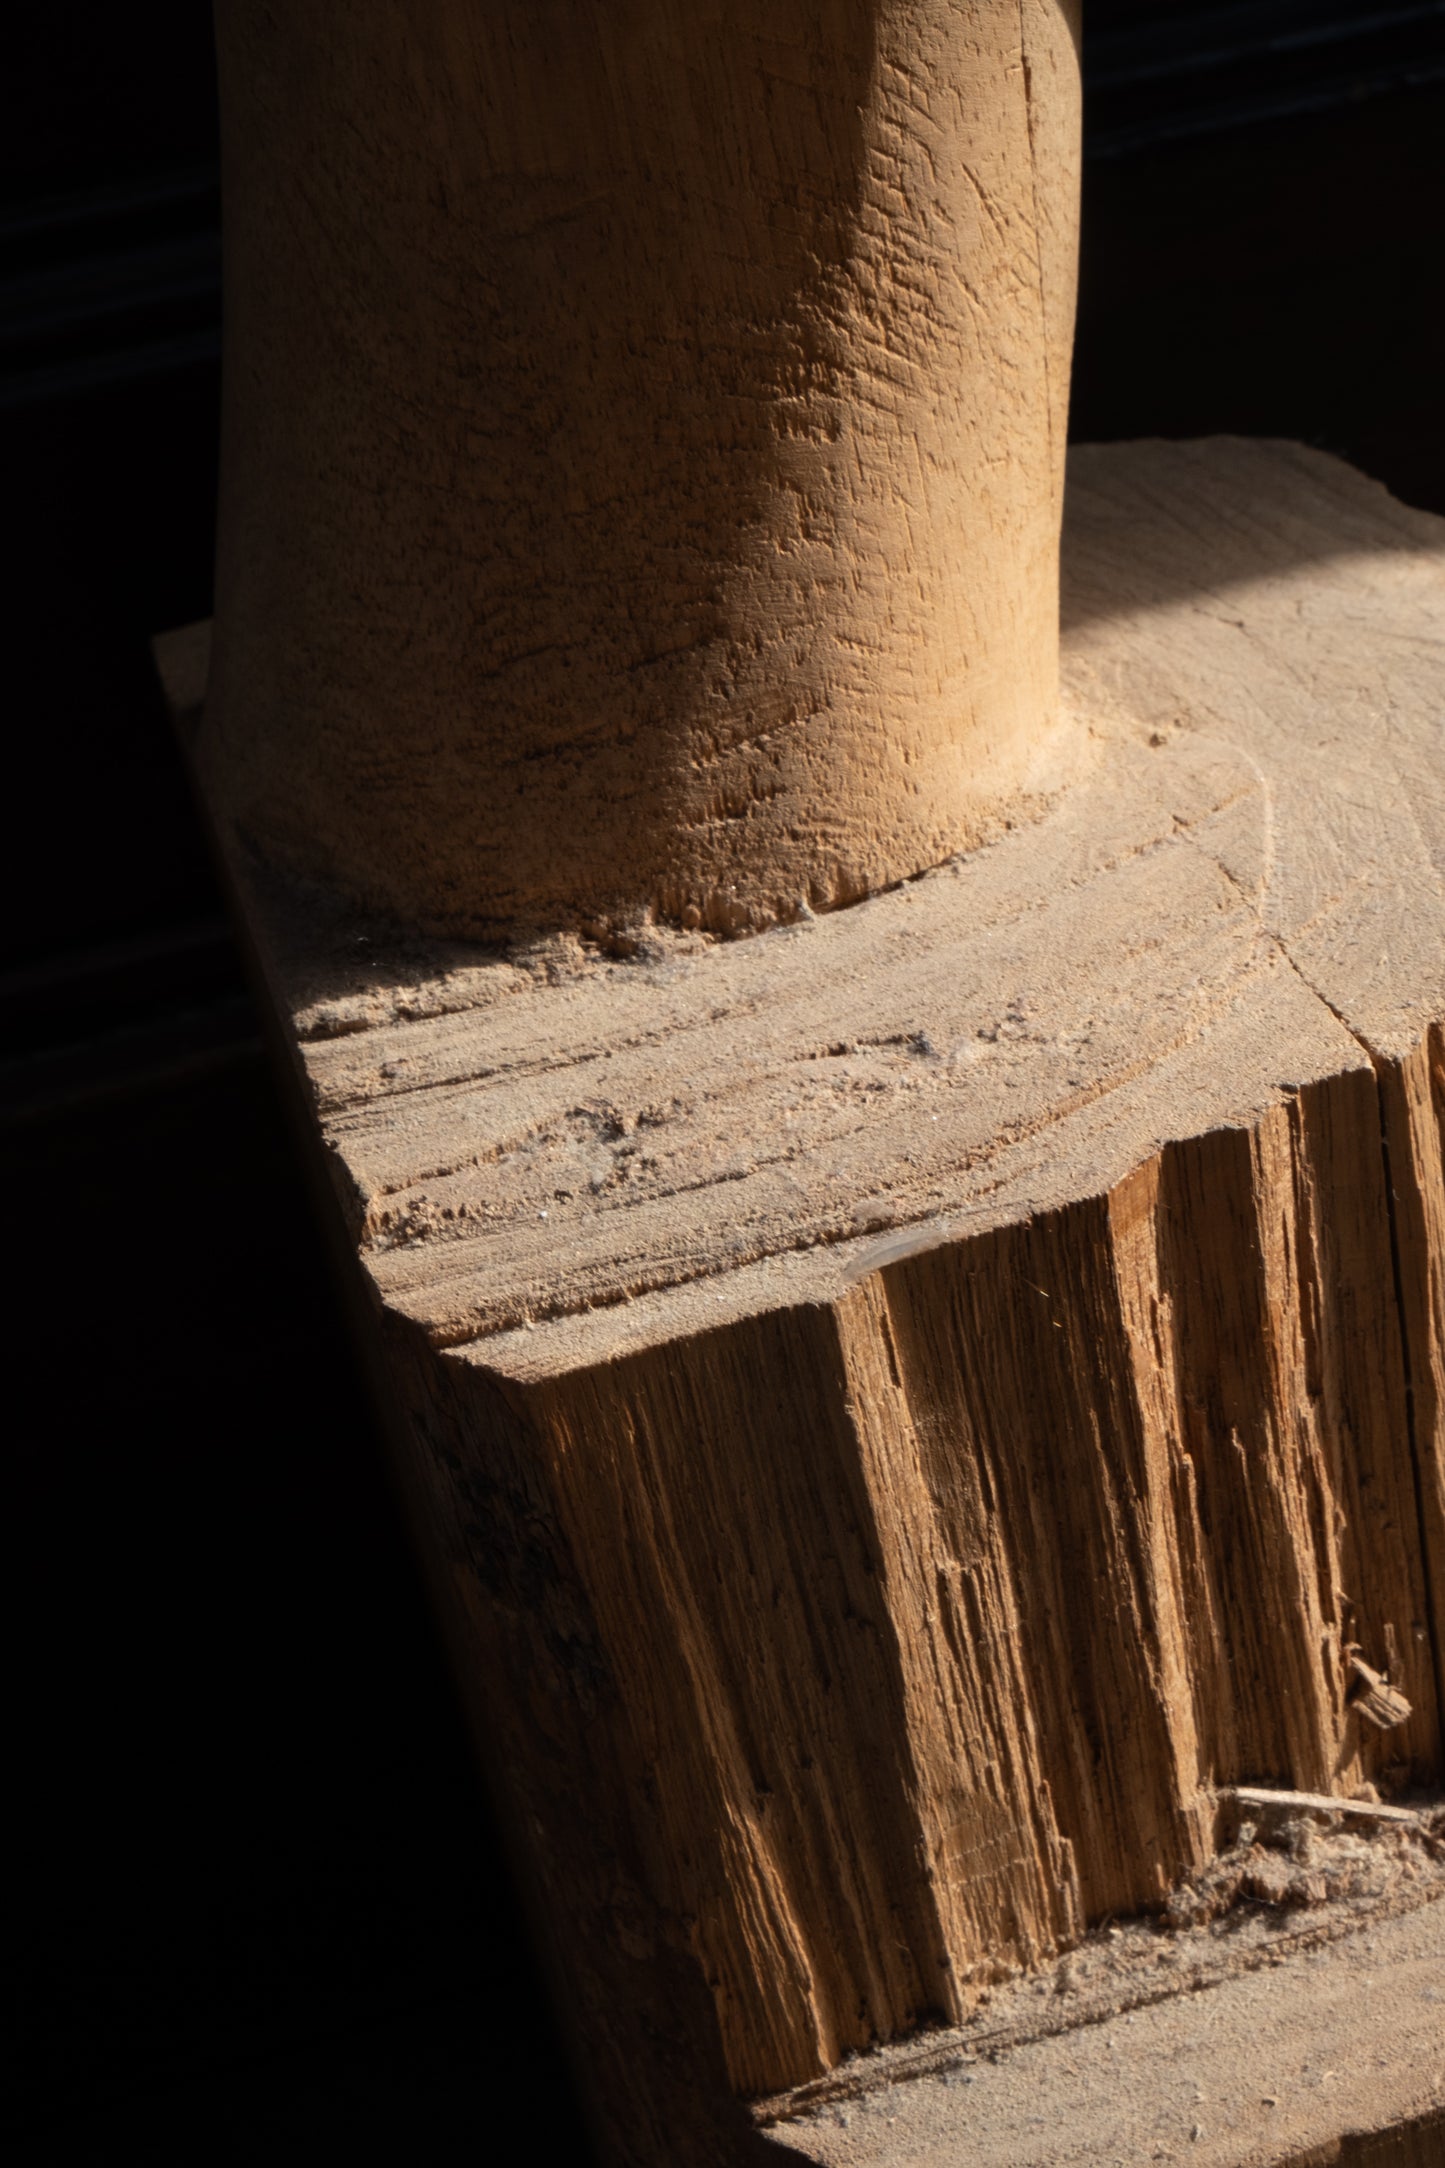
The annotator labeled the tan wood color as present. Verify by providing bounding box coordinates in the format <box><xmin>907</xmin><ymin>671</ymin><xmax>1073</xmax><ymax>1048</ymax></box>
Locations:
<box><xmin>169</xmin><ymin>438</ymin><xmax>1445</xmax><ymax>2165</ymax></box>
<box><xmin>200</xmin><ymin>0</ymin><xmax>1082</xmax><ymax>945</ymax></box>
<box><xmin>763</xmin><ymin>1891</ymin><xmax>1445</xmax><ymax>2168</ymax></box>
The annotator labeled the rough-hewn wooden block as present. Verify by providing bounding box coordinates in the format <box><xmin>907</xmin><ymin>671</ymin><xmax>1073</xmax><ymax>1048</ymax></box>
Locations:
<box><xmin>166</xmin><ymin>437</ymin><xmax>1445</xmax><ymax>2165</ymax></box>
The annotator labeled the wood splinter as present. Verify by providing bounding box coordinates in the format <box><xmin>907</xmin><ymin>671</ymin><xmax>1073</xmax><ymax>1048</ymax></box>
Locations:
<box><xmin>1226</xmin><ymin>1787</ymin><xmax>1425</xmax><ymax>1831</ymax></box>
<box><xmin>182</xmin><ymin>4</ymin><xmax>1445</xmax><ymax>2162</ymax></box>
<box><xmin>1347</xmin><ymin>1657</ymin><xmax>1415</xmax><ymax>1733</ymax></box>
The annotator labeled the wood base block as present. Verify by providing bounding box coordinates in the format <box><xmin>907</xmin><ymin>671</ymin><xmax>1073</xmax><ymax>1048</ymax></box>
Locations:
<box><xmin>164</xmin><ymin>439</ymin><xmax>1445</xmax><ymax>2164</ymax></box>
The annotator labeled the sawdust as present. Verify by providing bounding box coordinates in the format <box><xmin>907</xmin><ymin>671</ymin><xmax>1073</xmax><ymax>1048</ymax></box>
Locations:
<box><xmin>1166</xmin><ymin>1798</ymin><xmax>1445</xmax><ymax>1930</ymax></box>
<box><xmin>754</xmin><ymin>1798</ymin><xmax>1445</xmax><ymax>2131</ymax></box>
<box><xmin>761</xmin><ymin>1886</ymin><xmax>1445</xmax><ymax>2164</ymax></box>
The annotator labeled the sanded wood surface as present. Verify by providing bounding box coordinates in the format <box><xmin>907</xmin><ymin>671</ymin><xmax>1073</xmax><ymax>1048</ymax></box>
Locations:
<box><xmin>173</xmin><ymin>438</ymin><xmax>1445</xmax><ymax>2161</ymax></box>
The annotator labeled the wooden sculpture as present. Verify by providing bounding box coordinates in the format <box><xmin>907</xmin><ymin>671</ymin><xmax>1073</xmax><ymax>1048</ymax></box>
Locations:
<box><xmin>176</xmin><ymin>5</ymin><xmax>1445</xmax><ymax>2162</ymax></box>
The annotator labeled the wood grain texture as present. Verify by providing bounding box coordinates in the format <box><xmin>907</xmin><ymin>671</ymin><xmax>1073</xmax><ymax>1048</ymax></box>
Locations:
<box><xmin>1375</xmin><ymin>1028</ymin><xmax>1445</xmax><ymax>1721</ymax></box>
<box><xmin>201</xmin><ymin>0</ymin><xmax>1082</xmax><ymax>943</ymax></box>
<box><xmin>176</xmin><ymin>440</ymin><xmax>1445</xmax><ymax>2156</ymax></box>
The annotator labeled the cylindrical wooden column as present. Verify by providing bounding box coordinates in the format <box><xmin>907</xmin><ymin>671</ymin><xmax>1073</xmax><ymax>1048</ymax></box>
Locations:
<box><xmin>204</xmin><ymin>1</ymin><xmax>1081</xmax><ymax>943</ymax></box>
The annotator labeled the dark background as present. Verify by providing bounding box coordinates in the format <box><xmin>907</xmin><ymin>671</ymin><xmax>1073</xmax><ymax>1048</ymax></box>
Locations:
<box><xmin>6</xmin><ymin>5</ymin><xmax>1445</xmax><ymax>2160</ymax></box>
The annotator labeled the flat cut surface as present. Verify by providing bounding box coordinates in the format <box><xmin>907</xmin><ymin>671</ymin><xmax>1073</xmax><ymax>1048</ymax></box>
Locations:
<box><xmin>203</xmin><ymin>438</ymin><xmax>1445</xmax><ymax>1383</ymax></box>
<box><xmin>765</xmin><ymin>1890</ymin><xmax>1445</xmax><ymax>2167</ymax></box>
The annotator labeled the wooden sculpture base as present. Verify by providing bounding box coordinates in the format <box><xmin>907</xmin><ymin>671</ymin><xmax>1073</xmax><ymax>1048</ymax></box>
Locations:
<box><xmin>164</xmin><ymin>439</ymin><xmax>1445</xmax><ymax>2168</ymax></box>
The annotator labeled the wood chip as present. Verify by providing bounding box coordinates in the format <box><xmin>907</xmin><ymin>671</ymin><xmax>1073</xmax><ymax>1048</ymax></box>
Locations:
<box><xmin>1227</xmin><ymin>1786</ymin><xmax>1420</xmax><ymax>1828</ymax></box>
<box><xmin>1348</xmin><ymin>1657</ymin><xmax>1415</xmax><ymax>1732</ymax></box>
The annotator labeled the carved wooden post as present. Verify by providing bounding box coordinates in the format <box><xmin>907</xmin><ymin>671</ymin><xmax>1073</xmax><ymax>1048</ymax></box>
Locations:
<box><xmin>180</xmin><ymin>5</ymin><xmax>1445</xmax><ymax>2163</ymax></box>
<box><xmin>202</xmin><ymin>0</ymin><xmax>1082</xmax><ymax>942</ymax></box>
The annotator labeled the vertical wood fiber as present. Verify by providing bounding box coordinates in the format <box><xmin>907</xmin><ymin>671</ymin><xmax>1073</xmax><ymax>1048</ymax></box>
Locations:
<box><xmin>392</xmin><ymin>1067</ymin><xmax>1445</xmax><ymax>2105</ymax></box>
